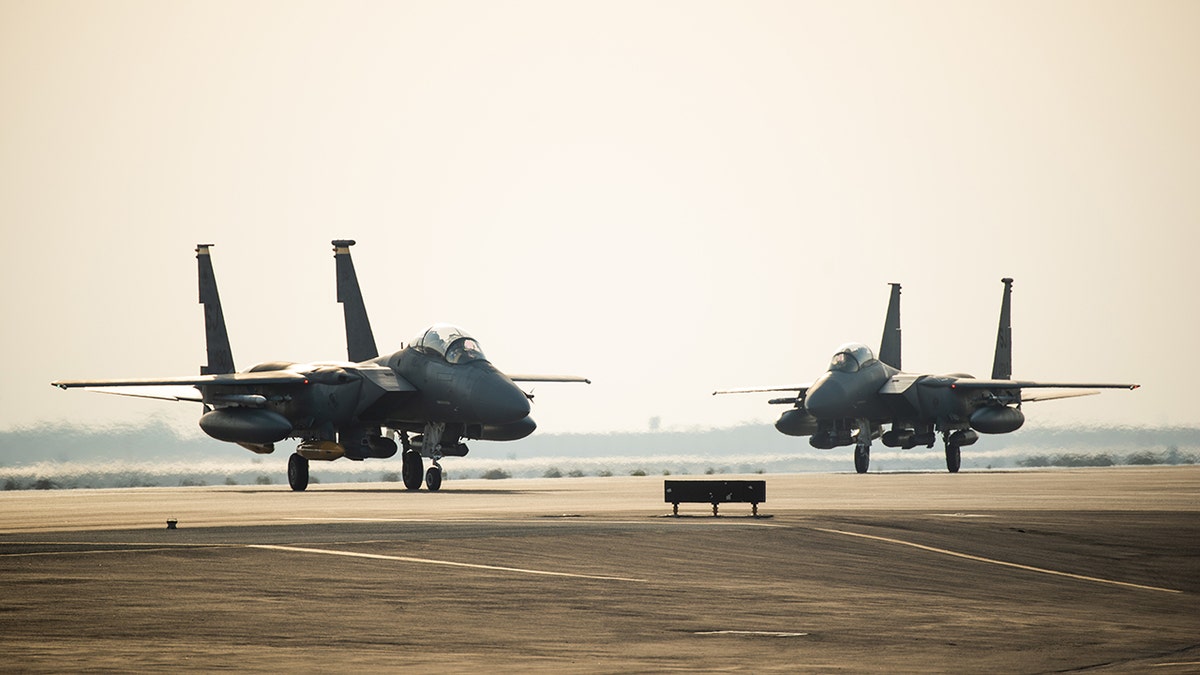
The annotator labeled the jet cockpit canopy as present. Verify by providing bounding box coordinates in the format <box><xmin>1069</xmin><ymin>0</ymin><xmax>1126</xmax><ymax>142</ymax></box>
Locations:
<box><xmin>410</xmin><ymin>323</ymin><xmax>488</xmax><ymax>364</ymax></box>
<box><xmin>829</xmin><ymin>343</ymin><xmax>876</xmax><ymax>373</ymax></box>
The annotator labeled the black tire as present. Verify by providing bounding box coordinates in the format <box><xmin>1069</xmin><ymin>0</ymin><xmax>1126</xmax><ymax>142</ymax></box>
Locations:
<box><xmin>401</xmin><ymin>451</ymin><xmax>423</xmax><ymax>490</ymax></box>
<box><xmin>425</xmin><ymin>466</ymin><xmax>443</xmax><ymax>492</ymax></box>
<box><xmin>945</xmin><ymin>444</ymin><xmax>961</xmax><ymax>473</ymax></box>
<box><xmin>288</xmin><ymin>453</ymin><xmax>309</xmax><ymax>492</ymax></box>
<box><xmin>854</xmin><ymin>444</ymin><xmax>870</xmax><ymax>474</ymax></box>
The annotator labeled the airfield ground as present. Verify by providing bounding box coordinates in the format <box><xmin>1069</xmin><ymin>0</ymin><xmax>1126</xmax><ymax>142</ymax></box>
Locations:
<box><xmin>1</xmin><ymin>467</ymin><xmax>1198</xmax><ymax>672</ymax></box>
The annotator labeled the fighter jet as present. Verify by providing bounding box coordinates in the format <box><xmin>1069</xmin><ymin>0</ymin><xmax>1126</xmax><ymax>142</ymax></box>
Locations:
<box><xmin>52</xmin><ymin>241</ymin><xmax>589</xmax><ymax>491</ymax></box>
<box><xmin>714</xmin><ymin>279</ymin><xmax>1138</xmax><ymax>473</ymax></box>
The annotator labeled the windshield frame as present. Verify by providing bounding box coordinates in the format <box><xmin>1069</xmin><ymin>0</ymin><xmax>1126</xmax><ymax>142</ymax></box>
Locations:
<box><xmin>828</xmin><ymin>342</ymin><xmax>877</xmax><ymax>373</ymax></box>
<box><xmin>410</xmin><ymin>323</ymin><xmax>487</xmax><ymax>364</ymax></box>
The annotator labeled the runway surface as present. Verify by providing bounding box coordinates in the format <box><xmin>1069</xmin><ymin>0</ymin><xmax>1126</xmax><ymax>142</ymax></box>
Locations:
<box><xmin>2</xmin><ymin>467</ymin><xmax>1198</xmax><ymax>672</ymax></box>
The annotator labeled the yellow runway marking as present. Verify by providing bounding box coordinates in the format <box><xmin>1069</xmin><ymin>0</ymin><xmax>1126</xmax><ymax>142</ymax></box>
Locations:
<box><xmin>814</xmin><ymin>528</ymin><xmax>1182</xmax><ymax>595</ymax></box>
<box><xmin>249</xmin><ymin>544</ymin><xmax>646</xmax><ymax>582</ymax></box>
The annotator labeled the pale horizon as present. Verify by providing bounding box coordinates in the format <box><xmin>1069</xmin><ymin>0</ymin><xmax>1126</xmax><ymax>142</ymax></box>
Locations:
<box><xmin>2</xmin><ymin>2</ymin><xmax>1197</xmax><ymax>440</ymax></box>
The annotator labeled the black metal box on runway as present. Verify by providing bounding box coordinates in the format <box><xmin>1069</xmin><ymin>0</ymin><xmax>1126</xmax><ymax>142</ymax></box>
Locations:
<box><xmin>664</xmin><ymin>479</ymin><xmax>766</xmax><ymax>516</ymax></box>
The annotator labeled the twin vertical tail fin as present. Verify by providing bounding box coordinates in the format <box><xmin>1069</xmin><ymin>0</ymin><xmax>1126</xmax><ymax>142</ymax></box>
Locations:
<box><xmin>333</xmin><ymin>240</ymin><xmax>379</xmax><ymax>363</ymax></box>
<box><xmin>878</xmin><ymin>283</ymin><xmax>902</xmax><ymax>370</ymax></box>
<box><xmin>196</xmin><ymin>244</ymin><xmax>235</xmax><ymax>375</ymax></box>
<box><xmin>991</xmin><ymin>278</ymin><xmax>1014</xmax><ymax>380</ymax></box>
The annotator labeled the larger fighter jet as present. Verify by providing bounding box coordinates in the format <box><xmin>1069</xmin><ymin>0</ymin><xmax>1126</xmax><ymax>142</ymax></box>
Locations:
<box><xmin>52</xmin><ymin>241</ymin><xmax>589</xmax><ymax>491</ymax></box>
<box><xmin>714</xmin><ymin>279</ymin><xmax>1138</xmax><ymax>473</ymax></box>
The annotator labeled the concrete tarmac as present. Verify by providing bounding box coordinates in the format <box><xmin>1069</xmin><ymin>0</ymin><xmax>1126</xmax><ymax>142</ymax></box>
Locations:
<box><xmin>1</xmin><ymin>467</ymin><xmax>1198</xmax><ymax>673</ymax></box>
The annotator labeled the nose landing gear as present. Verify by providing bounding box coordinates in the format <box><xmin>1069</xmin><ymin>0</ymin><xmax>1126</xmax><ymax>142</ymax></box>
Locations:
<box><xmin>853</xmin><ymin>418</ymin><xmax>872</xmax><ymax>474</ymax></box>
<box><xmin>425</xmin><ymin>465</ymin><xmax>443</xmax><ymax>491</ymax></box>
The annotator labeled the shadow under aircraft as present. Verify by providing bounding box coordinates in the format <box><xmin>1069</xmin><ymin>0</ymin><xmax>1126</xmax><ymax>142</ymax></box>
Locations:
<box><xmin>53</xmin><ymin>241</ymin><xmax>589</xmax><ymax>491</ymax></box>
<box><xmin>714</xmin><ymin>279</ymin><xmax>1139</xmax><ymax>473</ymax></box>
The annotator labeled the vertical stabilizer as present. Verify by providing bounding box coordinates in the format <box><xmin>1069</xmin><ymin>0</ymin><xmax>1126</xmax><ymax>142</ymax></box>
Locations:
<box><xmin>333</xmin><ymin>239</ymin><xmax>378</xmax><ymax>363</ymax></box>
<box><xmin>878</xmin><ymin>283</ymin><xmax>902</xmax><ymax>370</ymax></box>
<box><xmin>196</xmin><ymin>244</ymin><xmax>235</xmax><ymax>375</ymax></box>
<box><xmin>991</xmin><ymin>278</ymin><xmax>1014</xmax><ymax>380</ymax></box>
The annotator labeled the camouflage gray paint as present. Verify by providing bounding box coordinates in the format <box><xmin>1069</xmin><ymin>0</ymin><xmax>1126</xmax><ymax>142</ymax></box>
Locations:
<box><xmin>715</xmin><ymin>280</ymin><xmax>1138</xmax><ymax>473</ymax></box>
<box><xmin>53</xmin><ymin>241</ymin><xmax>588</xmax><ymax>491</ymax></box>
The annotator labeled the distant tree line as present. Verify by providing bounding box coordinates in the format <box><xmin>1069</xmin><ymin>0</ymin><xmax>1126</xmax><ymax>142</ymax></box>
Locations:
<box><xmin>1017</xmin><ymin>447</ymin><xmax>1195</xmax><ymax>468</ymax></box>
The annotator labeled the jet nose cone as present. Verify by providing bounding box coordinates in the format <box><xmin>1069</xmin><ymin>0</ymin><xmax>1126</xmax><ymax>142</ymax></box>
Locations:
<box><xmin>804</xmin><ymin>378</ymin><xmax>847</xmax><ymax>419</ymax></box>
<box><xmin>473</xmin><ymin>373</ymin><xmax>532</xmax><ymax>423</ymax></box>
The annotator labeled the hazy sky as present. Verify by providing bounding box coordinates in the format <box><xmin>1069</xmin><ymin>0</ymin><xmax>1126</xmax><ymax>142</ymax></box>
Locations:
<box><xmin>2</xmin><ymin>1</ymin><xmax>1197</xmax><ymax>438</ymax></box>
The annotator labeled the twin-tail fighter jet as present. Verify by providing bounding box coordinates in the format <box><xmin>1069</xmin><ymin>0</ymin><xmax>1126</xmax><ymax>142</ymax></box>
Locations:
<box><xmin>52</xmin><ymin>241</ymin><xmax>589</xmax><ymax>491</ymax></box>
<box><xmin>714</xmin><ymin>279</ymin><xmax>1139</xmax><ymax>473</ymax></box>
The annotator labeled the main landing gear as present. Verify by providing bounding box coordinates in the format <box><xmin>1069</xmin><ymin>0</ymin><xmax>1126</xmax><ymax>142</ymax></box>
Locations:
<box><xmin>854</xmin><ymin>441</ymin><xmax>870</xmax><ymax>474</ymax></box>
<box><xmin>401</xmin><ymin>450</ymin><xmax>424</xmax><ymax>490</ymax></box>
<box><xmin>944</xmin><ymin>442</ymin><xmax>961</xmax><ymax>473</ymax></box>
<box><xmin>288</xmin><ymin>453</ymin><xmax>309</xmax><ymax>491</ymax></box>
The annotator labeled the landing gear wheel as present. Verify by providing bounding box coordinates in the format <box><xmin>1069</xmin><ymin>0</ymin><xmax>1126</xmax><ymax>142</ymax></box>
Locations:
<box><xmin>945</xmin><ymin>444</ymin><xmax>961</xmax><ymax>473</ymax></box>
<box><xmin>854</xmin><ymin>444</ymin><xmax>870</xmax><ymax>474</ymax></box>
<box><xmin>401</xmin><ymin>451</ymin><xmax>424</xmax><ymax>490</ymax></box>
<box><xmin>425</xmin><ymin>465</ymin><xmax>443</xmax><ymax>492</ymax></box>
<box><xmin>288</xmin><ymin>453</ymin><xmax>309</xmax><ymax>492</ymax></box>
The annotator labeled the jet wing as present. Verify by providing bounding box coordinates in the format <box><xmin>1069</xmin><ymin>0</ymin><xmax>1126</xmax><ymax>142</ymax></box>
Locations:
<box><xmin>51</xmin><ymin>370</ymin><xmax>311</xmax><ymax>389</ymax></box>
<box><xmin>87</xmin><ymin>385</ymin><xmax>206</xmax><ymax>402</ymax></box>
<box><xmin>713</xmin><ymin>385</ymin><xmax>811</xmax><ymax>395</ymax></box>
<box><xmin>1022</xmin><ymin>390</ymin><xmax>1103</xmax><ymax>402</ymax></box>
<box><xmin>934</xmin><ymin>380</ymin><xmax>1139</xmax><ymax>391</ymax></box>
<box><xmin>506</xmin><ymin>374</ymin><xmax>591</xmax><ymax>384</ymax></box>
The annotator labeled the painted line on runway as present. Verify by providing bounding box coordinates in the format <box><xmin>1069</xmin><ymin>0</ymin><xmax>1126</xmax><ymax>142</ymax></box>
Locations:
<box><xmin>282</xmin><ymin>516</ymin><xmax>786</xmax><ymax>528</ymax></box>
<box><xmin>249</xmin><ymin>544</ymin><xmax>647</xmax><ymax>582</ymax></box>
<box><xmin>0</xmin><ymin>545</ymin><xmax>224</xmax><ymax>558</ymax></box>
<box><xmin>813</xmin><ymin>528</ymin><xmax>1183</xmax><ymax>595</ymax></box>
<box><xmin>694</xmin><ymin>630</ymin><xmax>809</xmax><ymax>637</ymax></box>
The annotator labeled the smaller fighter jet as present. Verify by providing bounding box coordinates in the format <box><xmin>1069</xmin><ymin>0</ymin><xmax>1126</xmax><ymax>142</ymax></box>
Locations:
<box><xmin>714</xmin><ymin>279</ymin><xmax>1139</xmax><ymax>473</ymax></box>
<box><xmin>52</xmin><ymin>241</ymin><xmax>589</xmax><ymax>491</ymax></box>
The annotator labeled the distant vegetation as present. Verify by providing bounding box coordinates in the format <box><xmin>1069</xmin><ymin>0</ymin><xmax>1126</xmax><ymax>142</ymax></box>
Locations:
<box><xmin>1</xmin><ymin>423</ymin><xmax>1196</xmax><ymax>490</ymax></box>
<box><xmin>1018</xmin><ymin>446</ymin><xmax>1195</xmax><ymax>468</ymax></box>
